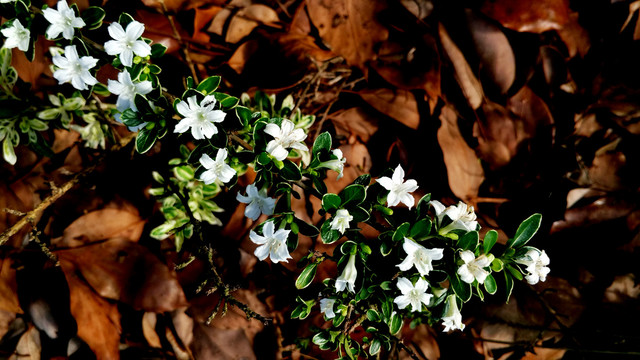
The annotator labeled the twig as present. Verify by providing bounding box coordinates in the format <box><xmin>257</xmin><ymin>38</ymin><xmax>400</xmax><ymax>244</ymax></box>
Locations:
<box><xmin>397</xmin><ymin>341</ymin><xmax>421</xmax><ymax>360</ymax></box>
<box><xmin>157</xmin><ymin>0</ymin><xmax>199</xmax><ymax>82</ymax></box>
<box><xmin>0</xmin><ymin>133</ymin><xmax>136</xmax><ymax>246</ymax></box>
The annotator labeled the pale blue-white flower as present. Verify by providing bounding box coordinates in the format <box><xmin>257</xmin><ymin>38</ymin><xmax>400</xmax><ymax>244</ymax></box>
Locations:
<box><xmin>515</xmin><ymin>249</ymin><xmax>550</xmax><ymax>285</ymax></box>
<box><xmin>199</xmin><ymin>149</ymin><xmax>236</xmax><ymax>185</ymax></box>
<box><xmin>264</xmin><ymin>119</ymin><xmax>307</xmax><ymax>161</ymax></box>
<box><xmin>335</xmin><ymin>253</ymin><xmax>357</xmax><ymax>293</ymax></box>
<box><xmin>0</xmin><ymin>0</ymin><xmax>17</xmax><ymax>3</ymax></box>
<box><xmin>441</xmin><ymin>294</ymin><xmax>465</xmax><ymax>332</ymax></box>
<box><xmin>330</xmin><ymin>209</ymin><xmax>352</xmax><ymax>235</ymax></box>
<box><xmin>430</xmin><ymin>200</ymin><xmax>478</xmax><ymax>235</ymax></box>
<box><xmin>107</xmin><ymin>69</ymin><xmax>152</xmax><ymax>112</ymax></box>
<box><xmin>249</xmin><ymin>221</ymin><xmax>292</xmax><ymax>263</ymax></box>
<box><xmin>377</xmin><ymin>165</ymin><xmax>419</xmax><ymax>209</ymax></box>
<box><xmin>318</xmin><ymin>148</ymin><xmax>347</xmax><ymax>179</ymax></box>
<box><xmin>174</xmin><ymin>95</ymin><xmax>226</xmax><ymax>140</ymax></box>
<box><xmin>104</xmin><ymin>20</ymin><xmax>151</xmax><ymax>67</ymax></box>
<box><xmin>393</xmin><ymin>277</ymin><xmax>432</xmax><ymax>313</ymax></box>
<box><xmin>236</xmin><ymin>184</ymin><xmax>276</xmax><ymax>221</ymax></box>
<box><xmin>52</xmin><ymin>45</ymin><xmax>98</xmax><ymax>90</ymax></box>
<box><xmin>319</xmin><ymin>298</ymin><xmax>336</xmax><ymax>319</ymax></box>
<box><xmin>397</xmin><ymin>237</ymin><xmax>444</xmax><ymax>276</ymax></box>
<box><xmin>1</xmin><ymin>20</ymin><xmax>30</xmax><ymax>52</ymax></box>
<box><xmin>457</xmin><ymin>250</ymin><xmax>493</xmax><ymax>284</ymax></box>
<box><xmin>42</xmin><ymin>0</ymin><xmax>85</xmax><ymax>40</ymax></box>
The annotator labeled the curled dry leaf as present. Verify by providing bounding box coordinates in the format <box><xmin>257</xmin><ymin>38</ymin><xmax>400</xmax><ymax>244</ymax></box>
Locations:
<box><xmin>480</xmin><ymin>0</ymin><xmax>570</xmax><ymax>34</ymax></box>
<box><xmin>53</xmin><ymin>208</ymin><xmax>145</xmax><ymax>248</ymax></box>
<box><xmin>400</xmin><ymin>0</ymin><xmax>434</xmax><ymax>20</ymax></box>
<box><xmin>556</xmin><ymin>12</ymin><xmax>591</xmax><ymax>58</ymax></box>
<box><xmin>438</xmin><ymin>23</ymin><xmax>484</xmax><ymax>110</ymax></box>
<box><xmin>466</xmin><ymin>9</ymin><xmax>516</xmax><ymax>94</ymax></box>
<box><xmin>226</xmin><ymin>5</ymin><xmax>280</xmax><ymax>44</ymax></box>
<box><xmin>359</xmin><ymin>88</ymin><xmax>420</xmax><ymax>129</ymax></box>
<box><xmin>329</xmin><ymin>107</ymin><xmax>380</xmax><ymax>143</ymax></box>
<box><xmin>56</xmin><ymin>238</ymin><xmax>187</xmax><ymax>312</ymax></box>
<box><xmin>59</xmin><ymin>258</ymin><xmax>120</xmax><ymax>360</ymax></box>
<box><xmin>551</xmin><ymin>196</ymin><xmax>635</xmax><ymax>234</ymax></box>
<box><xmin>588</xmin><ymin>141</ymin><xmax>628</xmax><ymax>191</ymax></box>
<box><xmin>12</xmin><ymin>325</ymin><xmax>41</xmax><ymax>360</ymax></box>
<box><xmin>306</xmin><ymin>0</ymin><xmax>389</xmax><ymax>74</ymax></box>
<box><xmin>437</xmin><ymin>105</ymin><xmax>484</xmax><ymax>202</ymax></box>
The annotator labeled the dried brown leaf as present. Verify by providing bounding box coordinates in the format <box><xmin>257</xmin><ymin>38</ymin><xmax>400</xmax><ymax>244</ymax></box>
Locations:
<box><xmin>480</xmin><ymin>0</ymin><xmax>570</xmax><ymax>34</ymax></box>
<box><xmin>329</xmin><ymin>107</ymin><xmax>379</xmax><ymax>143</ymax></box>
<box><xmin>56</xmin><ymin>238</ymin><xmax>187</xmax><ymax>312</ymax></box>
<box><xmin>474</xmin><ymin>102</ymin><xmax>517</xmax><ymax>168</ymax></box>
<box><xmin>225</xmin><ymin>4</ymin><xmax>280</xmax><ymax>44</ymax></box>
<box><xmin>0</xmin><ymin>257</ymin><xmax>22</xmax><ymax>314</ymax></box>
<box><xmin>11</xmin><ymin>325</ymin><xmax>41</xmax><ymax>360</ymax></box>
<box><xmin>53</xmin><ymin>208</ymin><xmax>145</xmax><ymax>248</ymax></box>
<box><xmin>306</xmin><ymin>0</ymin><xmax>389</xmax><ymax>74</ymax></box>
<box><xmin>551</xmin><ymin>196</ymin><xmax>635</xmax><ymax>233</ymax></box>
<box><xmin>359</xmin><ymin>88</ymin><xmax>420</xmax><ymax>129</ymax></box>
<box><xmin>400</xmin><ymin>0</ymin><xmax>433</xmax><ymax>20</ymax></box>
<box><xmin>438</xmin><ymin>105</ymin><xmax>484</xmax><ymax>202</ymax></box>
<box><xmin>142</xmin><ymin>312</ymin><xmax>162</xmax><ymax>348</ymax></box>
<box><xmin>556</xmin><ymin>12</ymin><xmax>590</xmax><ymax>58</ymax></box>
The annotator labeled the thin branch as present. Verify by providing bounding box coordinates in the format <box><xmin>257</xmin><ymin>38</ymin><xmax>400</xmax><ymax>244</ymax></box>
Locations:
<box><xmin>157</xmin><ymin>0</ymin><xmax>199</xmax><ymax>82</ymax></box>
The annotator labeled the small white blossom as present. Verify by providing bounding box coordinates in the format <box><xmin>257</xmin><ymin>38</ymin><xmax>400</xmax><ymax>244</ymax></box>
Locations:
<box><xmin>42</xmin><ymin>0</ymin><xmax>85</xmax><ymax>40</ymax></box>
<box><xmin>394</xmin><ymin>277</ymin><xmax>432</xmax><ymax>313</ymax></box>
<box><xmin>107</xmin><ymin>69</ymin><xmax>152</xmax><ymax>112</ymax></box>
<box><xmin>69</xmin><ymin>113</ymin><xmax>106</xmax><ymax>149</ymax></box>
<box><xmin>330</xmin><ymin>209</ymin><xmax>352</xmax><ymax>235</ymax></box>
<box><xmin>335</xmin><ymin>253</ymin><xmax>357</xmax><ymax>293</ymax></box>
<box><xmin>430</xmin><ymin>200</ymin><xmax>478</xmax><ymax>235</ymax></box>
<box><xmin>236</xmin><ymin>184</ymin><xmax>276</xmax><ymax>221</ymax></box>
<box><xmin>457</xmin><ymin>250</ymin><xmax>493</xmax><ymax>284</ymax></box>
<box><xmin>515</xmin><ymin>249</ymin><xmax>550</xmax><ymax>285</ymax></box>
<box><xmin>264</xmin><ymin>119</ymin><xmax>308</xmax><ymax>161</ymax></box>
<box><xmin>174</xmin><ymin>95</ymin><xmax>226</xmax><ymax>140</ymax></box>
<box><xmin>199</xmin><ymin>149</ymin><xmax>236</xmax><ymax>185</ymax></box>
<box><xmin>319</xmin><ymin>298</ymin><xmax>336</xmax><ymax>319</ymax></box>
<box><xmin>0</xmin><ymin>0</ymin><xmax>17</xmax><ymax>3</ymax></box>
<box><xmin>104</xmin><ymin>20</ymin><xmax>152</xmax><ymax>67</ymax></box>
<box><xmin>441</xmin><ymin>294</ymin><xmax>465</xmax><ymax>332</ymax></box>
<box><xmin>397</xmin><ymin>238</ymin><xmax>444</xmax><ymax>276</ymax></box>
<box><xmin>249</xmin><ymin>221</ymin><xmax>292</xmax><ymax>263</ymax></box>
<box><xmin>1</xmin><ymin>20</ymin><xmax>30</xmax><ymax>52</ymax></box>
<box><xmin>318</xmin><ymin>148</ymin><xmax>347</xmax><ymax>179</ymax></box>
<box><xmin>377</xmin><ymin>165</ymin><xmax>419</xmax><ymax>209</ymax></box>
<box><xmin>52</xmin><ymin>45</ymin><xmax>98</xmax><ymax>90</ymax></box>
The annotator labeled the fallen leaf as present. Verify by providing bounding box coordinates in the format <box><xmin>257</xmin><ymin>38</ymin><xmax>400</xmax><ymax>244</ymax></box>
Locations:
<box><xmin>400</xmin><ymin>0</ymin><xmax>434</xmax><ymax>20</ymax></box>
<box><xmin>191</xmin><ymin>324</ymin><xmax>256</xmax><ymax>360</ymax></box>
<box><xmin>400</xmin><ymin>324</ymin><xmax>440</xmax><ymax>360</ymax></box>
<box><xmin>466</xmin><ymin>9</ymin><xmax>516</xmax><ymax>94</ymax></box>
<box><xmin>192</xmin><ymin>6</ymin><xmax>222</xmax><ymax>43</ymax></box>
<box><xmin>52</xmin><ymin>208</ymin><xmax>145</xmax><ymax>248</ymax></box>
<box><xmin>11</xmin><ymin>325</ymin><xmax>41</xmax><ymax>360</ymax></box>
<box><xmin>0</xmin><ymin>257</ymin><xmax>22</xmax><ymax>314</ymax></box>
<box><xmin>556</xmin><ymin>12</ymin><xmax>590</xmax><ymax>58</ymax></box>
<box><xmin>329</xmin><ymin>107</ymin><xmax>380</xmax><ymax>143</ymax></box>
<box><xmin>226</xmin><ymin>4</ymin><xmax>280</xmax><ymax>44</ymax></box>
<box><xmin>11</xmin><ymin>36</ymin><xmax>52</xmax><ymax>90</ymax></box>
<box><xmin>551</xmin><ymin>196</ymin><xmax>635</xmax><ymax>233</ymax></box>
<box><xmin>359</xmin><ymin>88</ymin><xmax>420</xmax><ymax>129</ymax></box>
<box><xmin>480</xmin><ymin>0</ymin><xmax>570</xmax><ymax>34</ymax></box>
<box><xmin>604</xmin><ymin>274</ymin><xmax>640</xmax><ymax>303</ymax></box>
<box><xmin>0</xmin><ymin>310</ymin><xmax>16</xmax><ymax>339</ymax></box>
<box><xmin>56</xmin><ymin>238</ymin><xmax>187</xmax><ymax>312</ymax></box>
<box><xmin>306</xmin><ymin>0</ymin><xmax>389</xmax><ymax>74</ymax></box>
<box><xmin>142</xmin><ymin>312</ymin><xmax>162</xmax><ymax>348</ymax></box>
<box><xmin>438</xmin><ymin>23</ymin><xmax>484</xmax><ymax>110</ymax></box>
<box><xmin>474</xmin><ymin>102</ymin><xmax>518</xmax><ymax>168</ymax></box>
<box><xmin>437</xmin><ymin>105</ymin><xmax>484</xmax><ymax>202</ymax></box>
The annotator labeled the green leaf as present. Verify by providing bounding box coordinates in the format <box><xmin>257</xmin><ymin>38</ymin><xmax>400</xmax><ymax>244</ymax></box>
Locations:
<box><xmin>257</xmin><ymin>151</ymin><xmax>271</xmax><ymax>166</ymax></box>
<box><xmin>174</xmin><ymin>166</ymin><xmax>195</xmax><ymax>181</ymax></box>
<box><xmin>121</xmin><ymin>109</ymin><xmax>145</xmax><ymax>127</ymax></box>
<box><xmin>380</xmin><ymin>240</ymin><xmax>393</xmax><ymax>256</ymax></box>
<box><xmin>409</xmin><ymin>218</ymin><xmax>432</xmax><ymax>240</ymax></box>
<box><xmin>320</xmin><ymin>220</ymin><xmax>340</xmax><ymax>244</ymax></box>
<box><xmin>135</xmin><ymin>127</ymin><xmax>157</xmax><ymax>154</ymax></box>
<box><xmin>339</xmin><ymin>184</ymin><xmax>366</xmax><ymax>208</ymax></box>
<box><xmin>450</xmin><ymin>273</ymin><xmax>472</xmax><ymax>302</ymax></box>
<box><xmin>366</xmin><ymin>309</ymin><xmax>380</xmax><ymax>322</ymax></box>
<box><xmin>92</xmin><ymin>83</ymin><xmax>110</xmax><ymax>96</ymax></box>
<box><xmin>322</xmin><ymin>193</ymin><xmax>341</xmax><ymax>212</ymax></box>
<box><xmin>505</xmin><ymin>264</ymin><xmax>523</xmax><ymax>281</ymax></box>
<box><xmin>295</xmin><ymin>263</ymin><xmax>317</xmax><ymax>289</ymax></box>
<box><xmin>392</xmin><ymin>222</ymin><xmax>410</xmax><ymax>242</ymax></box>
<box><xmin>369</xmin><ymin>339</ymin><xmax>381</xmax><ymax>356</ymax></box>
<box><xmin>235</xmin><ymin>106</ymin><xmax>252</xmax><ymax>127</ymax></box>
<box><xmin>81</xmin><ymin>6</ymin><xmax>105</xmax><ymax>30</ymax></box>
<box><xmin>457</xmin><ymin>231</ymin><xmax>479</xmax><ymax>252</ymax></box>
<box><xmin>150</xmin><ymin>43</ymin><xmax>167</xmax><ymax>59</ymax></box>
<box><xmin>312</xmin><ymin>132</ymin><xmax>332</xmax><ymax>157</ymax></box>
<box><xmin>483</xmin><ymin>230</ymin><xmax>498</xmax><ymax>254</ymax></box>
<box><xmin>220</xmin><ymin>96</ymin><xmax>239</xmax><ymax>110</ymax></box>
<box><xmin>490</xmin><ymin>258</ymin><xmax>504</xmax><ymax>272</ymax></box>
<box><xmin>2</xmin><ymin>138</ymin><xmax>16</xmax><ymax>165</ymax></box>
<box><xmin>294</xmin><ymin>218</ymin><xmax>319</xmax><ymax>237</ymax></box>
<box><xmin>504</xmin><ymin>271</ymin><xmax>514</xmax><ymax>303</ymax></box>
<box><xmin>506</xmin><ymin>213</ymin><xmax>542</xmax><ymax>249</ymax></box>
<box><xmin>350</xmin><ymin>206</ymin><xmax>369</xmax><ymax>222</ymax></box>
<box><xmin>118</xmin><ymin>12</ymin><xmax>135</xmax><ymax>26</ymax></box>
<box><xmin>389</xmin><ymin>312</ymin><xmax>402</xmax><ymax>335</ymax></box>
<box><xmin>340</xmin><ymin>241</ymin><xmax>357</xmax><ymax>255</ymax></box>
<box><xmin>353</xmin><ymin>174</ymin><xmax>371</xmax><ymax>186</ymax></box>
<box><xmin>280</xmin><ymin>160</ymin><xmax>302</xmax><ymax>181</ymax></box>
<box><xmin>196</xmin><ymin>76</ymin><xmax>221</xmax><ymax>94</ymax></box>
<box><xmin>484</xmin><ymin>274</ymin><xmax>497</xmax><ymax>295</ymax></box>
<box><xmin>416</xmin><ymin>193</ymin><xmax>432</xmax><ymax>219</ymax></box>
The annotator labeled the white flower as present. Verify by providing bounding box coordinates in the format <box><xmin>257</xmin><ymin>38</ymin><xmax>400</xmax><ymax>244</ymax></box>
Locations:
<box><xmin>264</xmin><ymin>119</ymin><xmax>308</xmax><ymax>161</ymax></box>
<box><xmin>236</xmin><ymin>184</ymin><xmax>276</xmax><ymax>221</ymax></box>
<box><xmin>107</xmin><ymin>70</ymin><xmax>153</xmax><ymax>112</ymax></box>
<box><xmin>0</xmin><ymin>0</ymin><xmax>17</xmax><ymax>3</ymax></box>
<box><xmin>249</xmin><ymin>221</ymin><xmax>292</xmax><ymax>263</ymax></box>
<box><xmin>515</xmin><ymin>249</ymin><xmax>550</xmax><ymax>285</ymax></box>
<box><xmin>319</xmin><ymin>298</ymin><xmax>336</xmax><ymax>319</ymax></box>
<box><xmin>174</xmin><ymin>95</ymin><xmax>226</xmax><ymax>140</ymax></box>
<box><xmin>330</xmin><ymin>209</ymin><xmax>352</xmax><ymax>235</ymax></box>
<box><xmin>430</xmin><ymin>200</ymin><xmax>478</xmax><ymax>235</ymax></box>
<box><xmin>335</xmin><ymin>253</ymin><xmax>357</xmax><ymax>293</ymax></box>
<box><xmin>199</xmin><ymin>149</ymin><xmax>236</xmax><ymax>185</ymax></box>
<box><xmin>52</xmin><ymin>45</ymin><xmax>98</xmax><ymax>90</ymax></box>
<box><xmin>377</xmin><ymin>165</ymin><xmax>419</xmax><ymax>209</ymax></box>
<box><xmin>393</xmin><ymin>277</ymin><xmax>432</xmax><ymax>313</ymax></box>
<box><xmin>441</xmin><ymin>294</ymin><xmax>465</xmax><ymax>332</ymax></box>
<box><xmin>397</xmin><ymin>238</ymin><xmax>444</xmax><ymax>276</ymax></box>
<box><xmin>104</xmin><ymin>20</ymin><xmax>152</xmax><ymax>67</ymax></box>
<box><xmin>69</xmin><ymin>113</ymin><xmax>106</xmax><ymax>149</ymax></box>
<box><xmin>42</xmin><ymin>0</ymin><xmax>85</xmax><ymax>40</ymax></box>
<box><xmin>457</xmin><ymin>250</ymin><xmax>493</xmax><ymax>284</ymax></box>
<box><xmin>1</xmin><ymin>20</ymin><xmax>30</xmax><ymax>52</ymax></box>
<box><xmin>318</xmin><ymin>148</ymin><xmax>347</xmax><ymax>179</ymax></box>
